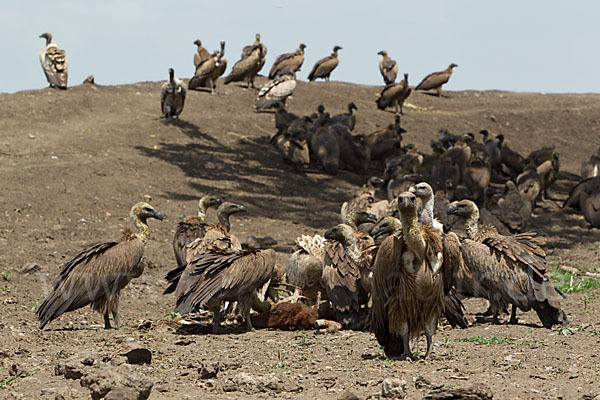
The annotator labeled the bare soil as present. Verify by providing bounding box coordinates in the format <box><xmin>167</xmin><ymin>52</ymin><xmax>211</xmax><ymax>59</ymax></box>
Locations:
<box><xmin>1</xmin><ymin>77</ymin><xmax>600</xmax><ymax>399</ymax></box>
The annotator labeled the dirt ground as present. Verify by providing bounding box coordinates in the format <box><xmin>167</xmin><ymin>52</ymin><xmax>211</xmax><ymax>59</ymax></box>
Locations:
<box><xmin>1</xmin><ymin>76</ymin><xmax>600</xmax><ymax>399</ymax></box>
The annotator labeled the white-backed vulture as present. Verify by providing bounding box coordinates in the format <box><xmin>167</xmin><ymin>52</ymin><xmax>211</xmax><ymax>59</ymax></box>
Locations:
<box><xmin>269</xmin><ymin>44</ymin><xmax>306</xmax><ymax>79</ymax></box>
<box><xmin>496</xmin><ymin>134</ymin><xmax>524</xmax><ymax>177</ymax></box>
<box><xmin>255</xmin><ymin>76</ymin><xmax>297</xmax><ymax>111</ymax></box>
<box><xmin>409</xmin><ymin>182</ymin><xmax>444</xmax><ymax>233</ymax></box>
<box><xmin>172</xmin><ymin>196</ymin><xmax>223</xmax><ymax>267</ymax></box>
<box><xmin>340</xmin><ymin>177</ymin><xmax>385</xmax><ymax>221</ymax></box>
<box><xmin>516</xmin><ymin>160</ymin><xmax>542</xmax><ymax>204</ymax></box>
<box><xmin>330</xmin><ymin>102</ymin><xmax>358</xmax><ymax>131</ymax></box>
<box><xmin>189</xmin><ymin>41</ymin><xmax>227</xmax><ymax>93</ymax></box>
<box><xmin>371</xmin><ymin>192</ymin><xmax>462</xmax><ymax>359</ymax></box>
<box><xmin>273</xmin><ymin>128</ymin><xmax>310</xmax><ymax>169</ymax></box>
<box><xmin>308</xmin><ymin>46</ymin><xmax>341</xmax><ymax>82</ymax></box>
<box><xmin>378</xmin><ymin>50</ymin><xmax>398</xmax><ymax>85</ymax></box>
<box><xmin>287</xmin><ymin>234</ymin><xmax>327</xmax><ymax>303</ymax></box>
<box><xmin>479</xmin><ymin>130</ymin><xmax>502</xmax><ymax>175</ymax></box>
<box><xmin>563</xmin><ymin>176</ymin><xmax>600</xmax><ymax>228</ymax></box>
<box><xmin>193</xmin><ymin>39</ymin><xmax>211</xmax><ymax>70</ymax></box>
<box><xmin>377</xmin><ymin>73</ymin><xmax>411</xmax><ymax>114</ymax></box>
<box><xmin>175</xmin><ymin>247</ymin><xmax>276</xmax><ymax>333</ymax></box>
<box><xmin>581</xmin><ymin>146</ymin><xmax>600</xmax><ymax>179</ymax></box>
<box><xmin>415</xmin><ymin>63</ymin><xmax>458</xmax><ymax>96</ymax></box>
<box><xmin>273</xmin><ymin>102</ymin><xmax>299</xmax><ymax>132</ymax></box>
<box><xmin>370</xmin><ymin>216</ymin><xmax>402</xmax><ymax>241</ymax></box>
<box><xmin>464</xmin><ymin>151</ymin><xmax>491</xmax><ymax>207</ymax></box>
<box><xmin>39</xmin><ymin>32</ymin><xmax>67</xmax><ymax>89</ymax></box>
<box><xmin>365</xmin><ymin>114</ymin><xmax>406</xmax><ymax>162</ymax></box>
<box><xmin>536</xmin><ymin>152</ymin><xmax>560</xmax><ymax>199</ymax></box>
<box><xmin>37</xmin><ymin>203</ymin><xmax>163</xmax><ymax>329</ymax></box>
<box><xmin>224</xmin><ymin>44</ymin><xmax>265</xmax><ymax>88</ymax></box>
<box><xmin>447</xmin><ymin>200</ymin><xmax>567</xmax><ymax>327</ymax></box>
<box><xmin>242</xmin><ymin>33</ymin><xmax>267</xmax><ymax>73</ymax></box>
<box><xmin>322</xmin><ymin>210</ymin><xmax>377</xmax><ymax>329</ymax></box>
<box><xmin>160</xmin><ymin>68</ymin><xmax>187</xmax><ymax>119</ymax></box>
<box><xmin>164</xmin><ymin>202</ymin><xmax>247</xmax><ymax>295</ymax></box>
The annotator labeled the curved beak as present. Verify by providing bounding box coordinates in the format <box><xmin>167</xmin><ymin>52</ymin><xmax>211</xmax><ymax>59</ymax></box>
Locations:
<box><xmin>152</xmin><ymin>210</ymin><xmax>164</xmax><ymax>221</ymax></box>
<box><xmin>215</xmin><ymin>199</ymin><xmax>223</xmax><ymax>206</ymax></box>
<box><xmin>323</xmin><ymin>228</ymin><xmax>335</xmax><ymax>240</ymax></box>
<box><xmin>370</xmin><ymin>225</ymin><xmax>384</xmax><ymax>240</ymax></box>
<box><xmin>408</xmin><ymin>186</ymin><xmax>416</xmax><ymax>194</ymax></box>
<box><xmin>365</xmin><ymin>213</ymin><xmax>378</xmax><ymax>224</ymax></box>
<box><xmin>238</xmin><ymin>205</ymin><xmax>247</xmax><ymax>213</ymax></box>
<box><xmin>447</xmin><ymin>203</ymin><xmax>458</xmax><ymax>215</ymax></box>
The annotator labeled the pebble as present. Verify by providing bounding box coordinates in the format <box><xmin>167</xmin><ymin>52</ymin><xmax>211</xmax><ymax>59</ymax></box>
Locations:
<box><xmin>40</xmin><ymin>388</ymin><xmax>57</xmax><ymax>395</ymax></box>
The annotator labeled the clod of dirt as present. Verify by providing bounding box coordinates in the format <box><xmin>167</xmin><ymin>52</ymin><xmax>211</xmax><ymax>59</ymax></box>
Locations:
<box><xmin>414</xmin><ymin>375</ymin><xmax>433</xmax><ymax>389</ymax></box>
<box><xmin>104</xmin><ymin>386</ymin><xmax>141</xmax><ymax>399</ymax></box>
<box><xmin>198</xmin><ymin>362</ymin><xmax>220</xmax><ymax>379</ymax></box>
<box><xmin>381</xmin><ymin>378</ymin><xmax>407</xmax><ymax>399</ymax></box>
<box><xmin>422</xmin><ymin>383</ymin><xmax>493</xmax><ymax>399</ymax></box>
<box><xmin>79</xmin><ymin>366</ymin><xmax>153</xmax><ymax>400</ymax></box>
<box><xmin>8</xmin><ymin>363</ymin><xmax>22</xmax><ymax>376</ymax></box>
<box><xmin>19</xmin><ymin>263</ymin><xmax>41</xmax><ymax>274</ymax></box>
<box><xmin>245</xmin><ymin>236</ymin><xmax>278</xmax><ymax>249</ymax></box>
<box><xmin>338</xmin><ymin>390</ymin><xmax>360</xmax><ymax>400</ymax></box>
<box><xmin>122</xmin><ymin>348</ymin><xmax>152</xmax><ymax>365</ymax></box>
<box><xmin>224</xmin><ymin>372</ymin><xmax>284</xmax><ymax>394</ymax></box>
<box><xmin>55</xmin><ymin>361</ymin><xmax>85</xmax><ymax>380</ymax></box>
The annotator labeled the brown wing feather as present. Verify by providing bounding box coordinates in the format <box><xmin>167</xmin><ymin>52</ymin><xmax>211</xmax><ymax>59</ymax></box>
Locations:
<box><xmin>415</xmin><ymin>71</ymin><xmax>450</xmax><ymax>91</ymax></box>
<box><xmin>37</xmin><ymin>238</ymin><xmax>144</xmax><ymax>328</ymax></box>
<box><xmin>172</xmin><ymin>217</ymin><xmax>209</xmax><ymax>267</ymax></box>
<box><xmin>308</xmin><ymin>56</ymin><xmax>338</xmax><ymax>80</ymax></box>
<box><xmin>175</xmin><ymin>249</ymin><xmax>275</xmax><ymax>314</ymax></box>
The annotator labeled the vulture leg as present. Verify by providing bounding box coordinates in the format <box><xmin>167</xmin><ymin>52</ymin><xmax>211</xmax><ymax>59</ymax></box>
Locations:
<box><xmin>103</xmin><ymin>313</ymin><xmax>112</xmax><ymax>330</ymax></box>
<box><xmin>210</xmin><ymin>300</ymin><xmax>225</xmax><ymax>334</ymax></box>
<box><xmin>399</xmin><ymin>323</ymin><xmax>416</xmax><ymax>361</ymax></box>
<box><xmin>436</xmin><ymin>87</ymin><xmax>442</xmax><ymax>97</ymax></box>
<box><xmin>508</xmin><ymin>305</ymin><xmax>518</xmax><ymax>325</ymax></box>
<box><xmin>394</xmin><ymin>100</ymin><xmax>399</xmax><ymax>115</ymax></box>
<box><xmin>239</xmin><ymin>295</ymin><xmax>255</xmax><ymax>332</ymax></box>
<box><xmin>424</xmin><ymin>317</ymin><xmax>436</xmax><ymax>359</ymax></box>
<box><xmin>112</xmin><ymin>311</ymin><xmax>120</xmax><ymax>329</ymax></box>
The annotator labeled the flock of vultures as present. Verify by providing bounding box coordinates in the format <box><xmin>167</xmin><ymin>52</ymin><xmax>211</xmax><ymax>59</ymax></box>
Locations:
<box><xmin>36</xmin><ymin>32</ymin><xmax>600</xmax><ymax>362</ymax></box>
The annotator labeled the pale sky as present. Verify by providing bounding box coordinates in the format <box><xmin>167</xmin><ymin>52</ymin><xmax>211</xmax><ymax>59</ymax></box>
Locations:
<box><xmin>1</xmin><ymin>1</ymin><xmax>598</xmax><ymax>94</ymax></box>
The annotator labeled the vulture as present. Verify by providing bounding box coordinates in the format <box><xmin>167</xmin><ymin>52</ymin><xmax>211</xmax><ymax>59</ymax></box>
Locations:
<box><xmin>415</xmin><ymin>63</ymin><xmax>458</xmax><ymax>96</ymax></box>
<box><xmin>164</xmin><ymin>202</ymin><xmax>247</xmax><ymax>295</ymax></box>
<box><xmin>340</xmin><ymin>176</ymin><xmax>385</xmax><ymax>221</ymax></box>
<box><xmin>310</xmin><ymin>117</ymin><xmax>340</xmax><ymax>174</ymax></box>
<box><xmin>255</xmin><ymin>75</ymin><xmax>297</xmax><ymax>111</ymax></box>
<box><xmin>189</xmin><ymin>41</ymin><xmax>227</xmax><ymax>93</ymax></box>
<box><xmin>174</xmin><ymin>246</ymin><xmax>276</xmax><ymax>333</ymax></box>
<box><xmin>39</xmin><ymin>32</ymin><xmax>67</xmax><ymax>89</ymax></box>
<box><xmin>160</xmin><ymin>68</ymin><xmax>187</xmax><ymax>119</ymax></box>
<box><xmin>224</xmin><ymin>43</ymin><xmax>265</xmax><ymax>88</ymax></box>
<box><xmin>378</xmin><ymin>50</ymin><xmax>398</xmax><ymax>85</ymax></box>
<box><xmin>563</xmin><ymin>177</ymin><xmax>600</xmax><ymax>228</ymax></box>
<box><xmin>409</xmin><ymin>182</ymin><xmax>444</xmax><ymax>232</ymax></box>
<box><xmin>376</xmin><ymin>73</ymin><xmax>411</xmax><ymax>114</ymax></box>
<box><xmin>287</xmin><ymin>234</ymin><xmax>327</xmax><ymax>303</ymax></box>
<box><xmin>269</xmin><ymin>44</ymin><xmax>306</xmax><ymax>79</ymax></box>
<box><xmin>37</xmin><ymin>203</ymin><xmax>163</xmax><ymax>329</ymax></box>
<box><xmin>308</xmin><ymin>46</ymin><xmax>342</xmax><ymax>82</ymax></box>
<box><xmin>488</xmin><ymin>181</ymin><xmax>532</xmax><ymax>233</ymax></box>
<box><xmin>371</xmin><ymin>192</ymin><xmax>463</xmax><ymax>359</ymax></box>
<box><xmin>370</xmin><ymin>216</ymin><xmax>402</xmax><ymax>241</ymax></box>
<box><xmin>322</xmin><ymin>210</ymin><xmax>377</xmax><ymax>329</ymax></box>
<box><xmin>581</xmin><ymin>146</ymin><xmax>600</xmax><ymax>179</ymax></box>
<box><xmin>172</xmin><ymin>195</ymin><xmax>223</xmax><ymax>268</ymax></box>
<box><xmin>516</xmin><ymin>160</ymin><xmax>542</xmax><ymax>204</ymax></box>
<box><xmin>496</xmin><ymin>134</ymin><xmax>524</xmax><ymax>177</ymax></box>
<box><xmin>536</xmin><ymin>152</ymin><xmax>560</xmax><ymax>200</ymax></box>
<box><xmin>447</xmin><ymin>200</ymin><xmax>567</xmax><ymax>327</ymax></box>
<box><xmin>241</xmin><ymin>33</ymin><xmax>268</xmax><ymax>73</ymax></box>
<box><xmin>193</xmin><ymin>40</ymin><xmax>211</xmax><ymax>70</ymax></box>
<box><xmin>330</xmin><ymin>102</ymin><xmax>358</xmax><ymax>131</ymax></box>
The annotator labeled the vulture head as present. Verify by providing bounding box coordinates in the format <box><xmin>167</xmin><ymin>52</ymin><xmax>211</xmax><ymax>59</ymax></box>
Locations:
<box><xmin>299</xmin><ymin>43</ymin><xmax>306</xmax><ymax>50</ymax></box>
<box><xmin>346</xmin><ymin>209</ymin><xmax>377</xmax><ymax>228</ymax></box>
<box><xmin>479</xmin><ymin>129</ymin><xmax>489</xmax><ymax>140</ymax></box>
<box><xmin>370</xmin><ymin>216</ymin><xmax>402</xmax><ymax>240</ymax></box>
<box><xmin>216</xmin><ymin>202</ymin><xmax>247</xmax><ymax>232</ymax></box>
<box><xmin>255</xmin><ymin>33</ymin><xmax>261</xmax><ymax>41</ymax></box>
<box><xmin>377</xmin><ymin>50</ymin><xmax>388</xmax><ymax>57</ymax></box>
<box><xmin>130</xmin><ymin>202</ymin><xmax>164</xmax><ymax>223</ymax></box>
<box><xmin>194</xmin><ymin>39</ymin><xmax>202</xmax><ymax>46</ymax></box>
<box><xmin>333</xmin><ymin>45</ymin><xmax>342</xmax><ymax>53</ymax></box>
<box><xmin>449</xmin><ymin>63</ymin><xmax>458</xmax><ymax>69</ymax></box>
<box><xmin>324</xmin><ymin>224</ymin><xmax>355</xmax><ymax>246</ymax></box>
<box><xmin>367</xmin><ymin>176</ymin><xmax>385</xmax><ymax>190</ymax></box>
<box><xmin>447</xmin><ymin>199</ymin><xmax>478</xmax><ymax>220</ymax></box>
<box><xmin>199</xmin><ymin>196</ymin><xmax>223</xmax><ymax>215</ymax></box>
<box><xmin>505</xmin><ymin>181</ymin><xmax>517</xmax><ymax>193</ymax></box>
<box><xmin>409</xmin><ymin>182</ymin><xmax>433</xmax><ymax>202</ymax></box>
<box><xmin>348</xmin><ymin>102</ymin><xmax>358</xmax><ymax>113</ymax></box>
<box><xmin>496</xmin><ymin>133</ymin><xmax>505</xmax><ymax>146</ymax></box>
<box><xmin>168</xmin><ymin>68</ymin><xmax>175</xmax><ymax>82</ymax></box>
<box><xmin>397</xmin><ymin>192</ymin><xmax>418</xmax><ymax>218</ymax></box>
<box><xmin>39</xmin><ymin>32</ymin><xmax>53</xmax><ymax>45</ymax></box>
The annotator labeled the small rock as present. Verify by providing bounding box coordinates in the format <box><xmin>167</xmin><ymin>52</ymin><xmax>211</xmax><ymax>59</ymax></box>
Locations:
<box><xmin>198</xmin><ymin>362</ymin><xmax>220</xmax><ymax>379</ymax></box>
<box><xmin>40</xmin><ymin>387</ymin><xmax>57</xmax><ymax>395</ymax></box>
<box><xmin>20</xmin><ymin>263</ymin><xmax>41</xmax><ymax>274</ymax></box>
<box><xmin>82</xmin><ymin>75</ymin><xmax>95</xmax><ymax>84</ymax></box>
<box><xmin>381</xmin><ymin>378</ymin><xmax>407</xmax><ymax>399</ymax></box>
<box><xmin>338</xmin><ymin>390</ymin><xmax>360</xmax><ymax>400</ymax></box>
<box><xmin>143</xmin><ymin>195</ymin><xmax>152</xmax><ymax>202</ymax></box>
<box><xmin>55</xmin><ymin>361</ymin><xmax>84</xmax><ymax>380</ymax></box>
<box><xmin>104</xmin><ymin>386</ymin><xmax>139</xmax><ymax>399</ymax></box>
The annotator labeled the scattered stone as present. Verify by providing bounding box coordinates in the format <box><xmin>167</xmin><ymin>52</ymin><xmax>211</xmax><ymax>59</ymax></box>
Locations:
<box><xmin>338</xmin><ymin>390</ymin><xmax>360</xmax><ymax>400</ymax></box>
<box><xmin>198</xmin><ymin>362</ymin><xmax>220</xmax><ymax>379</ymax></box>
<box><xmin>80</xmin><ymin>357</ymin><xmax>95</xmax><ymax>366</ymax></box>
<box><xmin>422</xmin><ymin>383</ymin><xmax>493</xmax><ymax>400</ymax></box>
<box><xmin>104</xmin><ymin>386</ymin><xmax>140</xmax><ymax>399</ymax></box>
<box><xmin>143</xmin><ymin>195</ymin><xmax>152</xmax><ymax>202</ymax></box>
<box><xmin>40</xmin><ymin>387</ymin><xmax>57</xmax><ymax>396</ymax></box>
<box><xmin>79</xmin><ymin>366</ymin><xmax>153</xmax><ymax>400</ymax></box>
<box><xmin>19</xmin><ymin>263</ymin><xmax>41</xmax><ymax>274</ymax></box>
<box><xmin>82</xmin><ymin>75</ymin><xmax>95</xmax><ymax>85</ymax></box>
<box><xmin>414</xmin><ymin>375</ymin><xmax>433</xmax><ymax>390</ymax></box>
<box><xmin>175</xmin><ymin>339</ymin><xmax>194</xmax><ymax>346</ymax></box>
<box><xmin>122</xmin><ymin>348</ymin><xmax>151</xmax><ymax>365</ymax></box>
<box><xmin>137</xmin><ymin>320</ymin><xmax>152</xmax><ymax>330</ymax></box>
<box><xmin>315</xmin><ymin>319</ymin><xmax>341</xmax><ymax>334</ymax></box>
<box><xmin>55</xmin><ymin>361</ymin><xmax>84</xmax><ymax>380</ymax></box>
<box><xmin>225</xmin><ymin>372</ymin><xmax>284</xmax><ymax>394</ymax></box>
<box><xmin>381</xmin><ymin>378</ymin><xmax>407</xmax><ymax>399</ymax></box>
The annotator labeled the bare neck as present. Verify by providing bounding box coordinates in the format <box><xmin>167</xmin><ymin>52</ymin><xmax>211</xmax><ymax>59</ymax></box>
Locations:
<box><xmin>464</xmin><ymin>210</ymin><xmax>480</xmax><ymax>240</ymax></box>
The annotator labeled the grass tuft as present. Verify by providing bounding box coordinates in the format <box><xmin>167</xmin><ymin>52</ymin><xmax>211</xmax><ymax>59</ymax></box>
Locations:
<box><xmin>551</xmin><ymin>267</ymin><xmax>600</xmax><ymax>294</ymax></box>
<box><xmin>455</xmin><ymin>335</ymin><xmax>514</xmax><ymax>345</ymax></box>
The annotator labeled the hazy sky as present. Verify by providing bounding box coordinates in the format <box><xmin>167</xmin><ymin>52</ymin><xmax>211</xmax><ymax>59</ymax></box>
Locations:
<box><xmin>1</xmin><ymin>1</ymin><xmax>599</xmax><ymax>94</ymax></box>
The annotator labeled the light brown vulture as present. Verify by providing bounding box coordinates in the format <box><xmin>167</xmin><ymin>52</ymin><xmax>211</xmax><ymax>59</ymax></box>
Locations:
<box><xmin>496</xmin><ymin>134</ymin><xmax>524</xmax><ymax>177</ymax></box>
<box><xmin>369</xmin><ymin>216</ymin><xmax>402</xmax><ymax>241</ymax></box>
<box><xmin>175</xmin><ymin>246</ymin><xmax>276</xmax><ymax>333</ymax></box>
<box><xmin>189</xmin><ymin>41</ymin><xmax>227</xmax><ymax>93</ymax></box>
<box><xmin>581</xmin><ymin>146</ymin><xmax>600</xmax><ymax>179</ymax></box>
<box><xmin>415</xmin><ymin>63</ymin><xmax>458</xmax><ymax>96</ymax></box>
<box><xmin>255</xmin><ymin>75</ymin><xmax>297</xmax><ymax>111</ymax></box>
<box><xmin>488</xmin><ymin>181</ymin><xmax>531</xmax><ymax>233</ymax></box>
<box><xmin>321</xmin><ymin>210</ymin><xmax>377</xmax><ymax>329</ymax></box>
<box><xmin>378</xmin><ymin>50</ymin><xmax>398</xmax><ymax>85</ymax></box>
<box><xmin>160</xmin><ymin>68</ymin><xmax>187</xmax><ymax>119</ymax></box>
<box><xmin>376</xmin><ymin>73</ymin><xmax>411</xmax><ymax>114</ymax></box>
<box><xmin>37</xmin><ymin>203</ymin><xmax>163</xmax><ymax>329</ymax></box>
<box><xmin>164</xmin><ymin>202</ymin><xmax>246</xmax><ymax>295</ymax></box>
<box><xmin>371</xmin><ymin>192</ymin><xmax>463</xmax><ymax>359</ymax></box>
<box><xmin>409</xmin><ymin>182</ymin><xmax>444</xmax><ymax>233</ymax></box>
<box><xmin>563</xmin><ymin>176</ymin><xmax>600</xmax><ymax>228</ymax></box>
<box><xmin>308</xmin><ymin>46</ymin><xmax>341</xmax><ymax>81</ymax></box>
<box><xmin>39</xmin><ymin>32</ymin><xmax>67</xmax><ymax>89</ymax></box>
<box><xmin>536</xmin><ymin>152</ymin><xmax>560</xmax><ymax>200</ymax></box>
<box><xmin>268</xmin><ymin>44</ymin><xmax>306</xmax><ymax>79</ymax></box>
<box><xmin>447</xmin><ymin>199</ymin><xmax>567</xmax><ymax>327</ymax></box>
<box><xmin>241</xmin><ymin>33</ymin><xmax>267</xmax><ymax>72</ymax></box>
<box><xmin>224</xmin><ymin>44</ymin><xmax>265</xmax><ymax>88</ymax></box>
<box><xmin>340</xmin><ymin>177</ymin><xmax>385</xmax><ymax>221</ymax></box>
<box><xmin>172</xmin><ymin>195</ymin><xmax>223</xmax><ymax>267</ymax></box>
<box><xmin>287</xmin><ymin>234</ymin><xmax>327</xmax><ymax>303</ymax></box>
<box><xmin>193</xmin><ymin>39</ymin><xmax>211</xmax><ymax>70</ymax></box>
<box><xmin>516</xmin><ymin>160</ymin><xmax>542</xmax><ymax>204</ymax></box>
